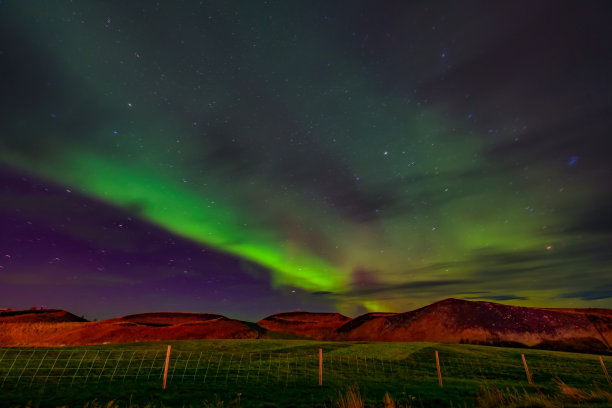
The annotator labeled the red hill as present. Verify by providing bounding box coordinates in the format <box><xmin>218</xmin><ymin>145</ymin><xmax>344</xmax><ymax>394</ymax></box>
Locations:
<box><xmin>335</xmin><ymin>298</ymin><xmax>612</xmax><ymax>353</ymax></box>
<box><xmin>0</xmin><ymin>312</ymin><xmax>259</xmax><ymax>347</ymax></box>
<box><xmin>1</xmin><ymin>300</ymin><xmax>611</xmax><ymax>353</ymax></box>
<box><xmin>258</xmin><ymin>311</ymin><xmax>351</xmax><ymax>340</ymax></box>
<box><xmin>104</xmin><ymin>312</ymin><xmax>227</xmax><ymax>326</ymax></box>
<box><xmin>0</xmin><ymin>308</ymin><xmax>87</xmax><ymax>323</ymax></box>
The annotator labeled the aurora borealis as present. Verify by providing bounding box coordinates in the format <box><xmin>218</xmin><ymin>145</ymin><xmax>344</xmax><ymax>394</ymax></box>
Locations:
<box><xmin>1</xmin><ymin>1</ymin><xmax>612</xmax><ymax>320</ymax></box>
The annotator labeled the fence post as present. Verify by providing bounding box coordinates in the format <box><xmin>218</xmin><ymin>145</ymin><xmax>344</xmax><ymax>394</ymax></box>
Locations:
<box><xmin>318</xmin><ymin>348</ymin><xmax>322</xmax><ymax>386</ymax></box>
<box><xmin>600</xmin><ymin>356</ymin><xmax>612</xmax><ymax>387</ymax></box>
<box><xmin>521</xmin><ymin>354</ymin><xmax>534</xmax><ymax>386</ymax></box>
<box><xmin>163</xmin><ymin>345</ymin><xmax>171</xmax><ymax>390</ymax></box>
<box><xmin>435</xmin><ymin>350</ymin><xmax>443</xmax><ymax>387</ymax></box>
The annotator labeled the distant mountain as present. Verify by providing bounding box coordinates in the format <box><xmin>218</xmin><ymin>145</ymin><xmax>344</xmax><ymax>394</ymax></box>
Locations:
<box><xmin>257</xmin><ymin>311</ymin><xmax>352</xmax><ymax>340</ymax></box>
<box><xmin>1</xmin><ymin>300</ymin><xmax>611</xmax><ymax>353</ymax></box>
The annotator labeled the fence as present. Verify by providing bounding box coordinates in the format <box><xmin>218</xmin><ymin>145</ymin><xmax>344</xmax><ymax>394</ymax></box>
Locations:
<box><xmin>0</xmin><ymin>347</ymin><xmax>322</xmax><ymax>388</ymax></box>
<box><xmin>0</xmin><ymin>345</ymin><xmax>610</xmax><ymax>391</ymax></box>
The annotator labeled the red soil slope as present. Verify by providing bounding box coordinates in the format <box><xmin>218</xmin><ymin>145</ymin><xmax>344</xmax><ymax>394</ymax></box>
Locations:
<box><xmin>0</xmin><ymin>312</ymin><xmax>260</xmax><ymax>347</ymax></box>
<box><xmin>335</xmin><ymin>298</ymin><xmax>612</xmax><ymax>353</ymax></box>
<box><xmin>257</xmin><ymin>311</ymin><xmax>352</xmax><ymax>340</ymax></box>
<box><xmin>104</xmin><ymin>312</ymin><xmax>228</xmax><ymax>326</ymax></box>
<box><xmin>0</xmin><ymin>309</ymin><xmax>87</xmax><ymax>323</ymax></box>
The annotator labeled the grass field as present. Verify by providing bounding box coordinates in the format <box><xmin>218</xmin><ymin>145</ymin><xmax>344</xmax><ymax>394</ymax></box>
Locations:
<box><xmin>1</xmin><ymin>340</ymin><xmax>611</xmax><ymax>407</ymax></box>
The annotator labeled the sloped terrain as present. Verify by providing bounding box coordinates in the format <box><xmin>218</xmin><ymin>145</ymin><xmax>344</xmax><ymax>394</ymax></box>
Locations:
<box><xmin>335</xmin><ymin>298</ymin><xmax>612</xmax><ymax>353</ymax></box>
<box><xmin>104</xmin><ymin>312</ymin><xmax>228</xmax><ymax>326</ymax></box>
<box><xmin>1</xmin><ymin>300</ymin><xmax>611</xmax><ymax>353</ymax></box>
<box><xmin>257</xmin><ymin>311</ymin><xmax>352</xmax><ymax>340</ymax></box>
<box><xmin>0</xmin><ymin>309</ymin><xmax>88</xmax><ymax>323</ymax></box>
<box><xmin>0</xmin><ymin>312</ymin><xmax>260</xmax><ymax>346</ymax></box>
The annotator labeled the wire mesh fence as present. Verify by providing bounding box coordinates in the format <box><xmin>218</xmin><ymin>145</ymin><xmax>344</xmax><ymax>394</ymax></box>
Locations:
<box><xmin>0</xmin><ymin>348</ymin><xmax>164</xmax><ymax>387</ymax></box>
<box><xmin>0</xmin><ymin>346</ymin><xmax>610</xmax><ymax>391</ymax></box>
<box><xmin>0</xmin><ymin>348</ymin><xmax>321</xmax><ymax>388</ymax></box>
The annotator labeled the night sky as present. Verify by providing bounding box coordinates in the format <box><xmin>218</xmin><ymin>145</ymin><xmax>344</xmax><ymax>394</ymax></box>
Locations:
<box><xmin>1</xmin><ymin>1</ymin><xmax>612</xmax><ymax>321</ymax></box>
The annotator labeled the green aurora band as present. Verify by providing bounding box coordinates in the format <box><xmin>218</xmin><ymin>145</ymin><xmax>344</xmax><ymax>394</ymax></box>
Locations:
<box><xmin>2</xmin><ymin>1</ymin><xmax>611</xmax><ymax>314</ymax></box>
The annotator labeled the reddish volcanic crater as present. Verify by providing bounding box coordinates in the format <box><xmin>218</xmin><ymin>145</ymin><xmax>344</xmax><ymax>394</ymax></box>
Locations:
<box><xmin>258</xmin><ymin>311</ymin><xmax>352</xmax><ymax>340</ymax></box>
<box><xmin>104</xmin><ymin>312</ymin><xmax>229</xmax><ymax>326</ymax></box>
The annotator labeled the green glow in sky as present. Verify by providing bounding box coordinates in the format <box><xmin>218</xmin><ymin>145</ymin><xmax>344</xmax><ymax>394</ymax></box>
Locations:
<box><xmin>2</xmin><ymin>1</ymin><xmax>611</xmax><ymax>315</ymax></box>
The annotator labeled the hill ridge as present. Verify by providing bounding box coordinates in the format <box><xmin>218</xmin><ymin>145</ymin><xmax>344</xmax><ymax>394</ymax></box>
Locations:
<box><xmin>2</xmin><ymin>300</ymin><xmax>611</xmax><ymax>353</ymax></box>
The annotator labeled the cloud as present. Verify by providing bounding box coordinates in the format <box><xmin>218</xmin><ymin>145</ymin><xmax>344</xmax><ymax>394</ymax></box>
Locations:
<box><xmin>559</xmin><ymin>285</ymin><xmax>612</xmax><ymax>301</ymax></box>
<box><xmin>343</xmin><ymin>279</ymin><xmax>472</xmax><ymax>297</ymax></box>
<box><xmin>464</xmin><ymin>295</ymin><xmax>528</xmax><ymax>301</ymax></box>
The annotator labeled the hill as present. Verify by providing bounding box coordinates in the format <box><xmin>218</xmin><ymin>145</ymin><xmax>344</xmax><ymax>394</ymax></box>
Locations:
<box><xmin>1</xmin><ymin>299</ymin><xmax>611</xmax><ymax>353</ymax></box>
<box><xmin>0</xmin><ymin>312</ymin><xmax>260</xmax><ymax>346</ymax></box>
<box><xmin>0</xmin><ymin>308</ymin><xmax>87</xmax><ymax>323</ymax></box>
<box><xmin>257</xmin><ymin>311</ymin><xmax>352</xmax><ymax>340</ymax></box>
<box><xmin>335</xmin><ymin>298</ymin><xmax>612</xmax><ymax>353</ymax></box>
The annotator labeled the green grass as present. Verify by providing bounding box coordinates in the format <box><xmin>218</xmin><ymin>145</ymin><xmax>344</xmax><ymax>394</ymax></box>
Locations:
<box><xmin>0</xmin><ymin>340</ymin><xmax>611</xmax><ymax>407</ymax></box>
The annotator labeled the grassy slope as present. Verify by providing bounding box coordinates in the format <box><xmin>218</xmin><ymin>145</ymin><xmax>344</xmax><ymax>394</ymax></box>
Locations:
<box><xmin>1</xmin><ymin>339</ymin><xmax>611</xmax><ymax>407</ymax></box>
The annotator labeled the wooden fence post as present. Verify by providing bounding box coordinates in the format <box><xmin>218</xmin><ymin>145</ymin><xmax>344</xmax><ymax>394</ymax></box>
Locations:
<box><xmin>318</xmin><ymin>348</ymin><xmax>323</xmax><ymax>386</ymax></box>
<box><xmin>521</xmin><ymin>354</ymin><xmax>534</xmax><ymax>386</ymax></box>
<box><xmin>163</xmin><ymin>345</ymin><xmax>171</xmax><ymax>390</ymax></box>
<box><xmin>435</xmin><ymin>350</ymin><xmax>443</xmax><ymax>387</ymax></box>
<box><xmin>600</xmin><ymin>356</ymin><xmax>612</xmax><ymax>387</ymax></box>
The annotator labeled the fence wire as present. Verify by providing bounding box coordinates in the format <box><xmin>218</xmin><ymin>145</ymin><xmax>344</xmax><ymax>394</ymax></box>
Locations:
<box><xmin>0</xmin><ymin>347</ymin><xmax>610</xmax><ymax>390</ymax></box>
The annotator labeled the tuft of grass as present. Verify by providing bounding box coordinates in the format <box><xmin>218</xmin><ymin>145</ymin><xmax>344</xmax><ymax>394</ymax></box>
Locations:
<box><xmin>335</xmin><ymin>387</ymin><xmax>418</xmax><ymax>408</ymax></box>
<box><xmin>382</xmin><ymin>392</ymin><xmax>395</xmax><ymax>408</ymax></box>
<box><xmin>10</xmin><ymin>399</ymin><xmax>232</xmax><ymax>408</ymax></box>
<box><xmin>474</xmin><ymin>385</ymin><xmax>556</xmax><ymax>408</ymax></box>
<box><xmin>336</xmin><ymin>385</ymin><xmax>364</xmax><ymax>408</ymax></box>
<box><xmin>475</xmin><ymin>379</ymin><xmax>612</xmax><ymax>408</ymax></box>
<box><xmin>381</xmin><ymin>392</ymin><xmax>417</xmax><ymax>408</ymax></box>
<box><xmin>553</xmin><ymin>377</ymin><xmax>588</xmax><ymax>401</ymax></box>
